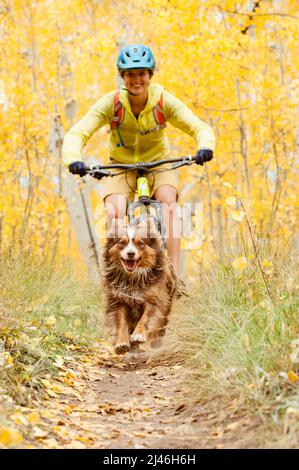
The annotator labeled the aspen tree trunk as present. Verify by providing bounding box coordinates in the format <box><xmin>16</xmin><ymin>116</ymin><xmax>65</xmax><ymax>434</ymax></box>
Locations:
<box><xmin>63</xmin><ymin>174</ymin><xmax>100</xmax><ymax>278</ymax></box>
<box><xmin>56</xmin><ymin>39</ymin><xmax>101</xmax><ymax>278</ymax></box>
<box><xmin>62</xmin><ymin>104</ymin><xmax>101</xmax><ymax>279</ymax></box>
<box><xmin>0</xmin><ymin>212</ymin><xmax>3</xmax><ymax>251</ymax></box>
<box><xmin>180</xmin><ymin>177</ymin><xmax>205</xmax><ymax>276</ymax></box>
<box><xmin>236</xmin><ymin>78</ymin><xmax>250</xmax><ymax>199</ymax></box>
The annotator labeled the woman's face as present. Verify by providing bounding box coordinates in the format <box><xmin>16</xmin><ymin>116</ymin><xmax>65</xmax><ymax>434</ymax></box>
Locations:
<box><xmin>123</xmin><ymin>69</ymin><xmax>151</xmax><ymax>96</ymax></box>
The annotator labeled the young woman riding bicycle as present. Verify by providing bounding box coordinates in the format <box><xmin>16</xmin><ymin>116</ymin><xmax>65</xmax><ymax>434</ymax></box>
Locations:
<box><xmin>62</xmin><ymin>44</ymin><xmax>216</xmax><ymax>274</ymax></box>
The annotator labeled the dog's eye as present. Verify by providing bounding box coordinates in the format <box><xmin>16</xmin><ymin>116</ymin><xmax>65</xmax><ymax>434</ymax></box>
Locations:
<box><xmin>136</xmin><ymin>240</ymin><xmax>145</xmax><ymax>248</ymax></box>
<box><xmin>118</xmin><ymin>240</ymin><xmax>126</xmax><ymax>248</ymax></box>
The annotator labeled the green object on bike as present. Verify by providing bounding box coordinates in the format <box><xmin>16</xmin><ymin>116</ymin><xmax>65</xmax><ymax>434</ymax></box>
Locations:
<box><xmin>137</xmin><ymin>176</ymin><xmax>150</xmax><ymax>198</ymax></box>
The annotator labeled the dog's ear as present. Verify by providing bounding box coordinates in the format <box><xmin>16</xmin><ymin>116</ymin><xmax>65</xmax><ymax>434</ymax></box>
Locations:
<box><xmin>107</xmin><ymin>218</ymin><xmax>127</xmax><ymax>239</ymax></box>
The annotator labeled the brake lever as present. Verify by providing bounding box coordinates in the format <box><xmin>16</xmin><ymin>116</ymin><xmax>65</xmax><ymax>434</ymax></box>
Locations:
<box><xmin>171</xmin><ymin>160</ymin><xmax>194</xmax><ymax>170</ymax></box>
<box><xmin>85</xmin><ymin>169</ymin><xmax>111</xmax><ymax>180</ymax></box>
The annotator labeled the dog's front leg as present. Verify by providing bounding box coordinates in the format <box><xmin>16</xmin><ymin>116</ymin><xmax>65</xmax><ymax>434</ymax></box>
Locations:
<box><xmin>130</xmin><ymin>303</ymin><xmax>163</xmax><ymax>345</ymax></box>
<box><xmin>108</xmin><ymin>305</ymin><xmax>130</xmax><ymax>355</ymax></box>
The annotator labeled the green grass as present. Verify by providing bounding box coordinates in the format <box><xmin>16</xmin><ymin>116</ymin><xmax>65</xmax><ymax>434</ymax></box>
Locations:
<box><xmin>0</xmin><ymin>241</ymin><xmax>298</xmax><ymax>447</ymax></box>
<box><xmin>173</xmin><ymin>240</ymin><xmax>299</xmax><ymax>446</ymax></box>
<box><xmin>0</xmin><ymin>250</ymin><xmax>105</xmax><ymax>405</ymax></box>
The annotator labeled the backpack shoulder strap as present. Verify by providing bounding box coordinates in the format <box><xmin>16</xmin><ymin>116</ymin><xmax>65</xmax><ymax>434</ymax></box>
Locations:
<box><xmin>110</xmin><ymin>91</ymin><xmax>124</xmax><ymax>130</ymax></box>
<box><xmin>153</xmin><ymin>93</ymin><xmax>166</xmax><ymax>127</ymax></box>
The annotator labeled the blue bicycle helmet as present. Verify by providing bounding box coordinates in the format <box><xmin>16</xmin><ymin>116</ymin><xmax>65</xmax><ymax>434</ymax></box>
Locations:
<box><xmin>117</xmin><ymin>44</ymin><xmax>156</xmax><ymax>73</ymax></box>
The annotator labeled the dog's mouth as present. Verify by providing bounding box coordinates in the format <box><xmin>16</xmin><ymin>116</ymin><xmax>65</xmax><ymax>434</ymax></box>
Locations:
<box><xmin>121</xmin><ymin>258</ymin><xmax>139</xmax><ymax>272</ymax></box>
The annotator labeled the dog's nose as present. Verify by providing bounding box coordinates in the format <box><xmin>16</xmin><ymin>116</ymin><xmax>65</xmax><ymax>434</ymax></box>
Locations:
<box><xmin>126</xmin><ymin>251</ymin><xmax>136</xmax><ymax>258</ymax></box>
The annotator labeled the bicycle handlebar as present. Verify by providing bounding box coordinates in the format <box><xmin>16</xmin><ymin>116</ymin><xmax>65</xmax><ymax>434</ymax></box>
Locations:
<box><xmin>84</xmin><ymin>155</ymin><xmax>197</xmax><ymax>179</ymax></box>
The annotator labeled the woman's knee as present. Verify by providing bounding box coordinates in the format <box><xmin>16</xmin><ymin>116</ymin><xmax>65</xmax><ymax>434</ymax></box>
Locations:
<box><xmin>154</xmin><ymin>185</ymin><xmax>177</xmax><ymax>207</ymax></box>
<box><xmin>104</xmin><ymin>194</ymin><xmax>127</xmax><ymax>221</ymax></box>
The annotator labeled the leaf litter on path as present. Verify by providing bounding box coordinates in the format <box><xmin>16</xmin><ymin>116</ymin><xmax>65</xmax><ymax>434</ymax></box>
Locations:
<box><xmin>0</xmin><ymin>343</ymin><xmax>264</xmax><ymax>449</ymax></box>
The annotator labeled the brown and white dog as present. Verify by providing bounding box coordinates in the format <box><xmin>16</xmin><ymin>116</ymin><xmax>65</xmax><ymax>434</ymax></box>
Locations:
<box><xmin>103</xmin><ymin>217</ymin><xmax>178</xmax><ymax>354</ymax></box>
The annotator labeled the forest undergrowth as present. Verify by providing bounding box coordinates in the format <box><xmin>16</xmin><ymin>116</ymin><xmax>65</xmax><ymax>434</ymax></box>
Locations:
<box><xmin>0</xmin><ymin>239</ymin><xmax>298</xmax><ymax>448</ymax></box>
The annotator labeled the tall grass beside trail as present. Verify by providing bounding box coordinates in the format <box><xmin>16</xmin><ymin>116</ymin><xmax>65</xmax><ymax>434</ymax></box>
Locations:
<box><xmin>0</xmin><ymin>250</ymin><xmax>105</xmax><ymax>406</ymax></box>
<box><xmin>174</xmin><ymin>240</ymin><xmax>299</xmax><ymax>446</ymax></box>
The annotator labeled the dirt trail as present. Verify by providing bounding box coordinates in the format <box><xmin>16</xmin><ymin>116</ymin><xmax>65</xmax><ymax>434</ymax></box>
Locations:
<box><xmin>83</xmin><ymin>353</ymin><xmax>201</xmax><ymax>449</ymax></box>
<box><xmin>33</xmin><ymin>346</ymin><xmax>260</xmax><ymax>449</ymax></box>
<box><xmin>7</xmin><ymin>341</ymin><xmax>263</xmax><ymax>449</ymax></box>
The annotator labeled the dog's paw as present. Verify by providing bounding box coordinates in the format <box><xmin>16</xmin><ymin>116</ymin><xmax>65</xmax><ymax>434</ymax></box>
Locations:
<box><xmin>130</xmin><ymin>332</ymin><xmax>146</xmax><ymax>344</ymax></box>
<box><xmin>114</xmin><ymin>343</ymin><xmax>130</xmax><ymax>355</ymax></box>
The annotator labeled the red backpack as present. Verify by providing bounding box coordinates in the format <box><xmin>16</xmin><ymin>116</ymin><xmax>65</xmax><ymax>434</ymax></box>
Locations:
<box><xmin>110</xmin><ymin>90</ymin><xmax>166</xmax><ymax>135</ymax></box>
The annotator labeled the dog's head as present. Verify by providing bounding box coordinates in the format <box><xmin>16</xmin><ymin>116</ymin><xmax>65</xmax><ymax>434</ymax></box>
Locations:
<box><xmin>105</xmin><ymin>217</ymin><xmax>163</xmax><ymax>274</ymax></box>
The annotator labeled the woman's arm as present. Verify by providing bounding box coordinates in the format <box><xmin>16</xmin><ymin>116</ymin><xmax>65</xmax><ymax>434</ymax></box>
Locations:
<box><xmin>62</xmin><ymin>91</ymin><xmax>115</xmax><ymax>166</ymax></box>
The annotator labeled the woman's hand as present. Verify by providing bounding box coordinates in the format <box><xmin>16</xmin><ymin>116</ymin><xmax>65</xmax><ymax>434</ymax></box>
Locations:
<box><xmin>195</xmin><ymin>149</ymin><xmax>213</xmax><ymax>165</ymax></box>
<box><xmin>69</xmin><ymin>161</ymin><xmax>87</xmax><ymax>176</ymax></box>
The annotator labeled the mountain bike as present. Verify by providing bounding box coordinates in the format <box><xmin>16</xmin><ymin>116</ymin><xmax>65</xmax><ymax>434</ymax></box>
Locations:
<box><xmin>83</xmin><ymin>155</ymin><xmax>198</xmax><ymax>245</ymax></box>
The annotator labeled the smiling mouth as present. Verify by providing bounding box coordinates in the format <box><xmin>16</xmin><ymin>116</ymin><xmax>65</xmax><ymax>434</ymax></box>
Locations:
<box><xmin>121</xmin><ymin>258</ymin><xmax>139</xmax><ymax>272</ymax></box>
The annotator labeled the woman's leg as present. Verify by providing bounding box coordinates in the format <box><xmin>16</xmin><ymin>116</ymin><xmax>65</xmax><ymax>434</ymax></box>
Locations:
<box><xmin>104</xmin><ymin>193</ymin><xmax>127</xmax><ymax>230</ymax></box>
<box><xmin>154</xmin><ymin>185</ymin><xmax>180</xmax><ymax>274</ymax></box>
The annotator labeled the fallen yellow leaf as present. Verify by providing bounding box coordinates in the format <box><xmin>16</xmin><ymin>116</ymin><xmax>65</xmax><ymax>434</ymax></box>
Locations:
<box><xmin>27</xmin><ymin>411</ymin><xmax>41</xmax><ymax>425</ymax></box>
<box><xmin>45</xmin><ymin>316</ymin><xmax>56</xmax><ymax>327</ymax></box>
<box><xmin>63</xmin><ymin>406</ymin><xmax>73</xmax><ymax>416</ymax></box>
<box><xmin>225</xmin><ymin>421</ymin><xmax>240</xmax><ymax>431</ymax></box>
<box><xmin>75</xmin><ymin>435</ymin><xmax>94</xmax><ymax>445</ymax></box>
<box><xmin>231</xmin><ymin>210</ymin><xmax>245</xmax><ymax>222</ymax></box>
<box><xmin>63</xmin><ymin>377</ymin><xmax>74</xmax><ymax>386</ymax></box>
<box><xmin>40</xmin><ymin>379</ymin><xmax>53</xmax><ymax>389</ymax></box>
<box><xmin>262</xmin><ymin>259</ymin><xmax>273</xmax><ymax>268</ymax></box>
<box><xmin>67</xmin><ymin>344</ymin><xmax>80</xmax><ymax>351</ymax></box>
<box><xmin>248</xmin><ymin>383</ymin><xmax>257</xmax><ymax>389</ymax></box>
<box><xmin>40</xmin><ymin>409</ymin><xmax>55</xmax><ymax>419</ymax></box>
<box><xmin>133</xmin><ymin>432</ymin><xmax>146</xmax><ymax>438</ymax></box>
<box><xmin>32</xmin><ymin>426</ymin><xmax>48</xmax><ymax>439</ymax></box>
<box><xmin>225</xmin><ymin>196</ymin><xmax>237</xmax><ymax>207</ymax></box>
<box><xmin>0</xmin><ymin>427</ymin><xmax>23</xmax><ymax>447</ymax></box>
<box><xmin>0</xmin><ymin>326</ymin><xmax>10</xmax><ymax>335</ymax></box>
<box><xmin>52</xmin><ymin>384</ymin><xmax>64</xmax><ymax>393</ymax></box>
<box><xmin>10</xmin><ymin>413</ymin><xmax>28</xmax><ymax>426</ymax></box>
<box><xmin>65</xmin><ymin>332</ymin><xmax>75</xmax><ymax>340</ymax></box>
<box><xmin>288</xmin><ymin>371</ymin><xmax>299</xmax><ymax>383</ymax></box>
<box><xmin>241</xmin><ymin>335</ymin><xmax>250</xmax><ymax>351</ymax></box>
<box><xmin>66</xmin><ymin>371</ymin><xmax>77</xmax><ymax>380</ymax></box>
<box><xmin>42</xmin><ymin>438</ymin><xmax>59</xmax><ymax>448</ymax></box>
<box><xmin>232</xmin><ymin>257</ymin><xmax>247</xmax><ymax>271</ymax></box>
<box><xmin>54</xmin><ymin>355</ymin><xmax>64</xmax><ymax>368</ymax></box>
<box><xmin>47</xmin><ymin>389</ymin><xmax>58</xmax><ymax>398</ymax></box>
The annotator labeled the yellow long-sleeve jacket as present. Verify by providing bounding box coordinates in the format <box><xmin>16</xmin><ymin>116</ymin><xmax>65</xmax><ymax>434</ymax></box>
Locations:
<box><xmin>62</xmin><ymin>84</ymin><xmax>216</xmax><ymax>166</ymax></box>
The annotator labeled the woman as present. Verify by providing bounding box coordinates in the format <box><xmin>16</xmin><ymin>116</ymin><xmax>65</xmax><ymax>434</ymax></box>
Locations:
<box><xmin>62</xmin><ymin>44</ymin><xmax>215</xmax><ymax>275</ymax></box>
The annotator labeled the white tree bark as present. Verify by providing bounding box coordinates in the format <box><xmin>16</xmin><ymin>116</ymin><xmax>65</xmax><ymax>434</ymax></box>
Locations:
<box><xmin>62</xmin><ymin>173</ymin><xmax>101</xmax><ymax>280</ymax></box>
